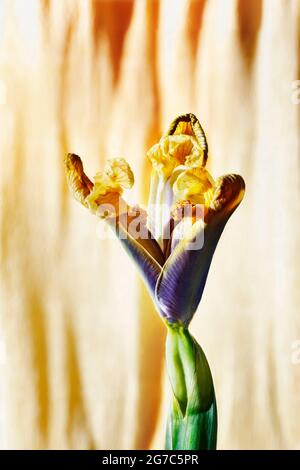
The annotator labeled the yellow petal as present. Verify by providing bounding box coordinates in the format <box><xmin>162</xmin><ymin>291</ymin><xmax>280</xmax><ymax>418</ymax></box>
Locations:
<box><xmin>103</xmin><ymin>158</ymin><xmax>134</xmax><ymax>189</ymax></box>
<box><xmin>147</xmin><ymin>135</ymin><xmax>204</xmax><ymax>178</ymax></box>
<box><xmin>64</xmin><ymin>153</ymin><xmax>93</xmax><ymax>206</ymax></box>
<box><xmin>167</xmin><ymin>113</ymin><xmax>208</xmax><ymax>167</ymax></box>
<box><xmin>173</xmin><ymin>167</ymin><xmax>214</xmax><ymax>205</ymax></box>
<box><xmin>64</xmin><ymin>154</ymin><xmax>134</xmax><ymax>217</ymax></box>
<box><xmin>86</xmin><ymin>158</ymin><xmax>134</xmax><ymax>213</ymax></box>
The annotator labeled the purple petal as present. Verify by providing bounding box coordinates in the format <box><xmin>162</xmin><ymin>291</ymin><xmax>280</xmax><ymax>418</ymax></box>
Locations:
<box><xmin>156</xmin><ymin>174</ymin><xmax>245</xmax><ymax>325</ymax></box>
<box><xmin>107</xmin><ymin>216</ymin><xmax>164</xmax><ymax>296</ymax></box>
<box><xmin>155</xmin><ymin>223</ymin><xmax>223</xmax><ymax>325</ymax></box>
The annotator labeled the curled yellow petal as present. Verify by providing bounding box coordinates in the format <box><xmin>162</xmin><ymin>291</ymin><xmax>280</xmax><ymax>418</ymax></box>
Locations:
<box><xmin>147</xmin><ymin>114</ymin><xmax>210</xmax><ymax>242</ymax></box>
<box><xmin>167</xmin><ymin>113</ymin><xmax>208</xmax><ymax>167</ymax></box>
<box><xmin>173</xmin><ymin>167</ymin><xmax>215</xmax><ymax>205</ymax></box>
<box><xmin>147</xmin><ymin>114</ymin><xmax>209</xmax><ymax>178</ymax></box>
<box><xmin>147</xmin><ymin>135</ymin><xmax>205</xmax><ymax>178</ymax></box>
<box><xmin>64</xmin><ymin>154</ymin><xmax>134</xmax><ymax>217</ymax></box>
<box><xmin>64</xmin><ymin>153</ymin><xmax>93</xmax><ymax>206</ymax></box>
<box><xmin>86</xmin><ymin>158</ymin><xmax>134</xmax><ymax>213</ymax></box>
<box><xmin>103</xmin><ymin>158</ymin><xmax>134</xmax><ymax>190</ymax></box>
<box><xmin>170</xmin><ymin>170</ymin><xmax>245</xmax><ymax>232</ymax></box>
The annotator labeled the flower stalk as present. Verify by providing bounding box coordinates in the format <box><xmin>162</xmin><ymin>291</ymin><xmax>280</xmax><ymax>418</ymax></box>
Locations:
<box><xmin>165</xmin><ymin>326</ymin><xmax>217</xmax><ymax>450</ymax></box>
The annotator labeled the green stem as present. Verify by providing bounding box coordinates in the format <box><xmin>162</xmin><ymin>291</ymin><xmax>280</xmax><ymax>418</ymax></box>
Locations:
<box><xmin>165</xmin><ymin>324</ymin><xmax>217</xmax><ymax>450</ymax></box>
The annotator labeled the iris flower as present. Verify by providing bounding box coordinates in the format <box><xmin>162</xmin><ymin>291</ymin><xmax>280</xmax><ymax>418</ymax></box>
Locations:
<box><xmin>64</xmin><ymin>114</ymin><xmax>245</xmax><ymax>450</ymax></box>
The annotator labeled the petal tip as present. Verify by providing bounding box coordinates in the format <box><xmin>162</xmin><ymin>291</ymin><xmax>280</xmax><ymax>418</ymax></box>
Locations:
<box><xmin>64</xmin><ymin>153</ymin><xmax>93</xmax><ymax>206</ymax></box>
<box><xmin>167</xmin><ymin>113</ymin><xmax>208</xmax><ymax>166</ymax></box>
<box><xmin>209</xmin><ymin>174</ymin><xmax>245</xmax><ymax>216</ymax></box>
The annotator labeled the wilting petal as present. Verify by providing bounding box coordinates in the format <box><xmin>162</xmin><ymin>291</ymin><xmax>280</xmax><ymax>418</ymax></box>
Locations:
<box><xmin>167</xmin><ymin>113</ymin><xmax>208</xmax><ymax>167</ymax></box>
<box><xmin>86</xmin><ymin>158</ymin><xmax>134</xmax><ymax>213</ymax></box>
<box><xmin>155</xmin><ymin>174</ymin><xmax>245</xmax><ymax>326</ymax></box>
<box><xmin>172</xmin><ymin>167</ymin><xmax>214</xmax><ymax>205</ymax></box>
<box><xmin>106</xmin><ymin>214</ymin><xmax>163</xmax><ymax>296</ymax></box>
<box><xmin>64</xmin><ymin>153</ymin><xmax>134</xmax><ymax>215</ymax></box>
<box><xmin>64</xmin><ymin>153</ymin><xmax>94</xmax><ymax>206</ymax></box>
<box><xmin>206</xmin><ymin>174</ymin><xmax>245</xmax><ymax>221</ymax></box>
<box><xmin>147</xmin><ymin>134</ymin><xmax>203</xmax><ymax>178</ymax></box>
<box><xmin>147</xmin><ymin>114</ymin><xmax>209</xmax><ymax>245</ymax></box>
<box><xmin>64</xmin><ymin>153</ymin><xmax>164</xmax><ymax>297</ymax></box>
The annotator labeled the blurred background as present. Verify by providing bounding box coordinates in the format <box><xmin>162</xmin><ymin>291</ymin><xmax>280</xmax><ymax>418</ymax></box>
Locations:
<box><xmin>0</xmin><ymin>0</ymin><xmax>299</xmax><ymax>450</ymax></box>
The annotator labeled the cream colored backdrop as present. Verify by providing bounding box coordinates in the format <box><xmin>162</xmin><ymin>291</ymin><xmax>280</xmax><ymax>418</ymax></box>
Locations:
<box><xmin>0</xmin><ymin>0</ymin><xmax>299</xmax><ymax>449</ymax></box>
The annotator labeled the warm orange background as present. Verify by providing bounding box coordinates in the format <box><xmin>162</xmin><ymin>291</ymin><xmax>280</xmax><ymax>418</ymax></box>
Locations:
<box><xmin>0</xmin><ymin>0</ymin><xmax>299</xmax><ymax>449</ymax></box>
